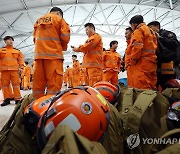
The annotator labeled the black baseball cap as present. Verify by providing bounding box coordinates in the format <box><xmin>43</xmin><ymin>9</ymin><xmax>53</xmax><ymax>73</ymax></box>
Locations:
<box><xmin>4</xmin><ymin>36</ymin><xmax>14</xmax><ymax>41</ymax></box>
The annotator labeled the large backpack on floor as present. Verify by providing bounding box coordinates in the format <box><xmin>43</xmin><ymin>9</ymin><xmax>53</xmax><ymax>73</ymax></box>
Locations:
<box><xmin>0</xmin><ymin>94</ymin><xmax>124</xmax><ymax>154</ymax></box>
<box><xmin>42</xmin><ymin>125</ymin><xmax>107</xmax><ymax>154</ymax></box>
<box><xmin>120</xmin><ymin>88</ymin><xmax>169</xmax><ymax>154</ymax></box>
<box><xmin>0</xmin><ymin>94</ymin><xmax>38</xmax><ymax>154</ymax></box>
<box><xmin>151</xmin><ymin>128</ymin><xmax>180</xmax><ymax>154</ymax></box>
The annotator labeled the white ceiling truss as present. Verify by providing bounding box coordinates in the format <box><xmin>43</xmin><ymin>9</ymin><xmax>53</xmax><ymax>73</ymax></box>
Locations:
<box><xmin>0</xmin><ymin>0</ymin><xmax>180</xmax><ymax>65</ymax></box>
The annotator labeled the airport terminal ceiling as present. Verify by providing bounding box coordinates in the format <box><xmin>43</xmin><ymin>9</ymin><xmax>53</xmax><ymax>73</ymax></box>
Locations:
<box><xmin>0</xmin><ymin>0</ymin><xmax>180</xmax><ymax>67</ymax></box>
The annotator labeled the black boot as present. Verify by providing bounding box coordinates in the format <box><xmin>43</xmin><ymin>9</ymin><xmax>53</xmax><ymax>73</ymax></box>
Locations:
<box><xmin>9</xmin><ymin>98</ymin><xmax>14</xmax><ymax>101</ymax></box>
<box><xmin>15</xmin><ymin>100</ymin><xmax>20</xmax><ymax>104</ymax></box>
<box><xmin>1</xmin><ymin>98</ymin><xmax>10</xmax><ymax>107</ymax></box>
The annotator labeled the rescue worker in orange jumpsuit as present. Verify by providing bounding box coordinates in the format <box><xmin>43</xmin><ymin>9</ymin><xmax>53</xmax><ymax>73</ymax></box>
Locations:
<box><xmin>102</xmin><ymin>40</ymin><xmax>121</xmax><ymax>85</ymax></box>
<box><xmin>66</xmin><ymin>66</ymin><xmax>73</xmax><ymax>88</ymax></box>
<box><xmin>0</xmin><ymin>36</ymin><xmax>24</xmax><ymax>106</ymax></box>
<box><xmin>71</xmin><ymin>23</ymin><xmax>103</xmax><ymax>86</ymax></box>
<box><xmin>63</xmin><ymin>71</ymin><xmax>68</xmax><ymax>86</ymax></box>
<box><xmin>72</xmin><ymin>55</ymin><xmax>80</xmax><ymax>87</ymax></box>
<box><xmin>79</xmin><ymin>63</ymin><xmax>86</xmax><ymax>85</ymax></box>
<box><xmin>124</xmin><ymin>27</ymin><xmax>133</xmax><ymax>86</ymax></box>
<box><xmin>125</xmin><ymin>15</ymin><xmax>158</xmax><ymax>90</ymax></box>
<box><xmin>33</xmin><ymin>7</ymin><xmax>70</xmax><ymax>99</ymax></box>
<box><xmin>148</xmin><ymin>21</ymin><xmax>178</xmax><ymax>90</ymax></box>
<box><xmin>22</xmin><ymin>61</ymin><xmax>31</xmax><ymax>90</ymax></box>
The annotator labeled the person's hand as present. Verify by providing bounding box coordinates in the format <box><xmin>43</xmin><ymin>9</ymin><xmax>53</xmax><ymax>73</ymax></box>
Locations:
<box><xmin>19</xmin><ymin>68</ymin><xmax>23</xmax><ymax>74</ymax></box>
<box><xmin>156</xmin><ymin>32</ymin><xmax>160</xmax><ymax>38</ymax></box>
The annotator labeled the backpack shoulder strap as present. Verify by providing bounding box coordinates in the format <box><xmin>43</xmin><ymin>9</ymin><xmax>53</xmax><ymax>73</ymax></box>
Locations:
<box><xmin>102</xmin><ymin>103</ymin><xmax>124</xmax><ymax>154</ymax></box>
<box><xmin>121</xmin><ymin>88</ymin><xmax>134</xmax><ymax>129</ymax></box>
<box><xmin>127</xmin><ymin>90</ymin><xmax>157</xmax><ymax>134</ymax></box>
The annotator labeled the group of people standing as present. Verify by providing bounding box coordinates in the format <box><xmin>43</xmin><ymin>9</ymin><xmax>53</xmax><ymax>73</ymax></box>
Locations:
<box><xmin>124</xmin><ymin>15</ymin><xmax>179</xmax><ymax>91</ymax></box>
<box><xmin>64</xmin><ymin>39</ymin><xmax>121</xmax><ymax>88</ymax></box>
<box><xmin>0</xmin><ymin>6</ymin><xmax>179</xmax><ymax>106</ymax></box>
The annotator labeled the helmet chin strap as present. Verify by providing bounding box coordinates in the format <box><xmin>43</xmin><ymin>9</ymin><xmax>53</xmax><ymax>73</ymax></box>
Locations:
<box><xmin>36</xmin><ymin>88</ymin><xmax>73</xmax><ymax>151</ymax></box>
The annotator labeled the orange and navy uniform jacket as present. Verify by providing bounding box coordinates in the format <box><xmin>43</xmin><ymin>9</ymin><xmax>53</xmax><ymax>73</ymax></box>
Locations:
<box><xmin>66</xmin><ymin>67</ymin><xmax>73</xmax><ymax>87</ymax></box>
<box><xmin>0</xmin><ymin>46</ymin><xmax>24</xmax><ymax>70</ymax></box>
<box><xmin>124</xmin><ymin>39</ymin><xmax>131</xmax><ymax>69</ymax></box>
<box><xmin>74</xmin><ymin>33</ymin><xmax>103</xmax><ymax>68</ymax></box>
<box><xmin>33</xmin><ymin>12</ymin><xmax>70</xmax><ymax>60</ymax></box>
<box><xmin>102</xmin><ymin>48</ymin><xmax>121</xmax><ymax>72</ymax></box>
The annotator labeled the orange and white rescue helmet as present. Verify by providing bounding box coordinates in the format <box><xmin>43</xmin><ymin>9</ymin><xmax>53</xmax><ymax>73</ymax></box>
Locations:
<box><xmin>165</xmin><ymin>79</ymin><xmax>180</xmax><ymax>88</ymax></box>
<box><xmin>24</xmin><ymin>86</ymin><xmax>110</xmax><ymax>150</ymax></box>
<box><xmin>92</xmin><ymin>81</ymin><xmax>120</xmax><ymax>104</ymax></box>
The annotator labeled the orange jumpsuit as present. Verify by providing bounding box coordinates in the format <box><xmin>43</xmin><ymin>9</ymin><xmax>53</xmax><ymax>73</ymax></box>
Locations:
<box><xmin>72</xmin><ymin>60</ymin><xmax>80</xmax><ymax>87</ymax></box>
<box><xmin>125</xmin><ymin>39</ymin><xmax>134</xmax><ymax>87</ymax></box>
<box><xmin>22</xmin><ymin>64</ymin><xmax>31</xmax><ymax>90</ymax></box>
<box><xmin>125</xmin><ymin>23</ymin><xmax>157</xmax><ymax>89</ymax></box>
<box><xmin>0</xmin><ymin>72</ymin><xmax>14</xmax><ymax>99</ymax></box>
<box><xmin>79</xmin><ymin>66</ymin><xmax>86</xmax><ymax>85</ymax></box>
<box><xmin>102</xmin><ymin>48</ymin><xmax>121</xmax><ymax>85</ymax></box>
<box><xmin>63</xmin><ymin>72</ymin><xmax>68</xmax><ymax>86</ymax></box>
<box><xmin>33</xmin><ymin>12</ymin><xmax>70</xmax><ymax>99</ymax></box>
<box><xmin>66</xmin><ymin>67</ymin><xmax>73</xmax><ymax>88</ymax></box>
<box><xmin>0</xmin><ymin>46</ymin><xmax>24</xmax><ymax>100</ymax></box>
<box><xmin>74</xmin><ymin>33</ymin><xmax>103</xmax><ymax>86</ymax></box>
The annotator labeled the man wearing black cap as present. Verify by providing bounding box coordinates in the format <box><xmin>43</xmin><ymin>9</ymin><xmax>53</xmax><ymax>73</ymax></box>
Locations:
<box><xmin>0</xmin><ymin>36</ymin><xmax>24</xmax><ymax>106</ymax></box>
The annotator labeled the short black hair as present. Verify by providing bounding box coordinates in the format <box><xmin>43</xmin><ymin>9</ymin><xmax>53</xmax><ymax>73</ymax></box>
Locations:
<box><xmin>4</xmin><ymin>36</ymin><xmax>14</xmax><ymax>41</ymax></box>
<box><xmin>50</xmin><ymin>7</ymin><xmax>63</xmax><ymax>17</ymax></box>
<box><xmin>147</xmin><ymin>21</ymin><xmax>161</xmax><ymax>29</ymax></box>
<box><xmin>72</xmin><ymin>55</ymin><xmax>77</xmax><ymax>58</ymax></box>
<box><xmin>84</xmin><ymin>23</ymin><xmax>95</xmax><ymax>31</ymax></box>
<box><xmin>129</xmin><ymin>15</ymin><xmax>144</xmax><ymax>25</ymax></box>
<box><xmin>125</xmin><ymin>27</ymin><xmax>133</xmax><ymax>32</ymax></box>
<box><xmin>25</xmin><ymin>61</ymin><xmax>29</xmax><ymax>65</ymax></box>
<box><xmin>110</xmin><ymin>40</ymin><xmax>118</xmax><ymax>48</ymax></box>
